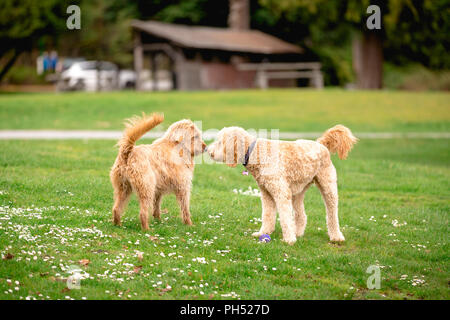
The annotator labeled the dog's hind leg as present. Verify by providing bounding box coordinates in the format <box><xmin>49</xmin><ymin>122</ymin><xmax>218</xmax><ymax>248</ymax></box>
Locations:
<box><xmin>130</xmin><ymin>171</ymin><xmax>155</xmax><ymax>231</ymax></box>
<box><xmin>252</xmin><ymin>188</ymin><xmax>276</xmax><ymax>237</ymax></box>
<box><xmin>292</xmin><ymin>183</ymin><xmax>312</xmax><ymax>237</ymax></box>
<box><xmin>153</xmin><ymin>193</ymin><xmax>162</xmax><ymax>220</ymax></box>
<box><xmin>175</xmin><ymin>187</ymin><xmax>193</xmax><ymax>225</ymax></box>
<box><xmin>136</xmin><ymin>188</ymin><xmax>153</xmax><ymax>231</ymax></box>
<box><xmin>315</xmin><ymin>164</ymin><xmax>345</xmax><ymax>242</ymax></box>
<box><xmin>111</xmin><ymin>174</ymin><xmax>132</xmax><ymax>226</ymax></box>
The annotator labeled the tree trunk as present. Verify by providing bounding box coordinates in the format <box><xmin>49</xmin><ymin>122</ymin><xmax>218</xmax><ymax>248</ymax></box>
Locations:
<box><xmin>228</xmin><ymin>0</ymin><xmax>250</xmax><ymax>30</ymax></box>
<box><xmin>352</xmin><ymin>32</ymin><xmax>383</xmax><ymax>89</ymax></box>
<box><xmin>0</xmin><ymin>49</ymin><xmax>22</xmax><ymax>82</ymax></box>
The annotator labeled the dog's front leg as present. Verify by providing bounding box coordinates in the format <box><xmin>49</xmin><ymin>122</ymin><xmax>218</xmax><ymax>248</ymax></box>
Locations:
<box><xmin>274</xmin><ymin>193</ymin><xmax>297</xmax><ymax>245</ymax></box>
<box><xmin>293</xmin><ymin>184</ymin><xmax>312</xmax><ymax>237</ymax></box>
<box><xmin>252</xmin><ymin>189</ymin><xmax>276</xmax><ymax>237</ymax></box>
<box><xmin>176</xmin><ymin>188</ymin><xmax>193</xmax><ymax>225</ymax></box>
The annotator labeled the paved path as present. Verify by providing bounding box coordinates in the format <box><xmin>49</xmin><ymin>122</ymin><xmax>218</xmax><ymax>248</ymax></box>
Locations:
<box><xmin>0</xmin><ymin>130</ymin><xmax>449</xmax><ymax>140</ymax></box>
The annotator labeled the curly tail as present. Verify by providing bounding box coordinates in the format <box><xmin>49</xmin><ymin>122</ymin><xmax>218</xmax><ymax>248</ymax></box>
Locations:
<box><xmin>118</xmin><ymin>113</ymin><xmax>164</xmax><ymax>162</ymax></box>
<box><xmin>317</xmin><ymin>125</ymin><xmax>358</xmax><ymax>160</ymax></box>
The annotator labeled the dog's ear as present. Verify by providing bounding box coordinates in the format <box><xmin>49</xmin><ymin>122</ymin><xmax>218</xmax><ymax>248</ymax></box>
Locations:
<box><xmin>173</xmin><ymin>135</ymin><xmax>181</xmax><ymax>144</ymax></box>
<box><xmin>224</xmin><ymin>134</ymin><xmax>238</xmax><ymax>167</ymax></box>
<box><xmin>180</xmin><ymin>123</ymin><xmax>197</xmax><ymax>142</ymax></box>
<box><xmin>173</xmin><ymin>128</ymin><xmax>186</xmax><ymax>144</ymax></box>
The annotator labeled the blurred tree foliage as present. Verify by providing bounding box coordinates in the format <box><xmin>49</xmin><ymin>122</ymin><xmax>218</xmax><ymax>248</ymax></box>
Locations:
<box><xmin>384</xmin><ymin>0</ymin><xmax>450</xmax><ymax>69</ymax></box>
<box><xmin>60</xmin><ymin>0</ymin><xmax>136</xmax><ymax>66</ymax></box>
<box><xmin>257</xmin><ymin>0</ymin><xmax>450</xmax><ymax>85</ymax></box>
<box><xmin>257</xmin><ymin>0</ymin><xmax>449</xmax><ymax>69</ymax></box>
<box><xmin>0</xmin><ymin>0</ymin><xmax>71</xmax><ymax>79</ymax></box>
<box><xmin>140</xmin><ymin>0</ymin><xmax>229</xmax><ymax>26</ymax></box>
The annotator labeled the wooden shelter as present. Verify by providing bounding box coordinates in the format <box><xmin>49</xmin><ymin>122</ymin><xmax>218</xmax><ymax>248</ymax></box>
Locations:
<box><xmin>131</xmin><ymin>20</ymin><xmax>306</xmax><ymax>90</ymax></box>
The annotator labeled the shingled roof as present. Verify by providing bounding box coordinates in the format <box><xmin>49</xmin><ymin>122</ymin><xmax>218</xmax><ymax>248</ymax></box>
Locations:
<box><xmin>131</xmin><ymin>20</ymin><xmax>303</xmax><ymax>54</ymax></box>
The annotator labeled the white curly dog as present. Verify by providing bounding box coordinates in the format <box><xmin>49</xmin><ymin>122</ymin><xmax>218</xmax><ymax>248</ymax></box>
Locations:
<box><xmin>207</xmin><ymin>125</ymin><xmax>357</xmax><ymax>245</ymax></box>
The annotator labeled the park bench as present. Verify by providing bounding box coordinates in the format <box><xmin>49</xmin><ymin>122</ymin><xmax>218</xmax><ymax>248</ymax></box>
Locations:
<box><xmin>237</xmin><ymin>62</ymin><xmax>324</xmax><ymax>89</ymax></box>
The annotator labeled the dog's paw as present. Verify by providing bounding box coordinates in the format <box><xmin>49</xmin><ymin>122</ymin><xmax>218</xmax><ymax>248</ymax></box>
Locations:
<box><xmin>153</xmin><ymin>213</ymin><xmax>161</xmax><ymax>220</ymax></box>
<box><xmin>329</xmin><ymin>232</ymin><xmax>345</xmax><ymax>242</ymax></box>
<box><xmin>282</xmin><ymin>237</ymin><xmax>297</xmax><ymax>245</ymax></box>
<box><xmin>252</xmin><ymin>231</ymin><xmax>263</xmax><ymax>237</ymax></box>
<box><xmin>296</xmin><ymin>230</ymin><xmax>305</xmax><ymax>237</ymax></box>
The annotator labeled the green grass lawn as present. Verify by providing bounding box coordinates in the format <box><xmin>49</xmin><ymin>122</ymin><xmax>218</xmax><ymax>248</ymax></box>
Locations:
<box><xmin>0</xmin><ymin>89</ymin><xmax>449</xmax><ymax>132</ymax></box>
<box><xmin>0</xmin><ymin>89</ymin><xmax>449</xmax><ymax>300</ymax></box>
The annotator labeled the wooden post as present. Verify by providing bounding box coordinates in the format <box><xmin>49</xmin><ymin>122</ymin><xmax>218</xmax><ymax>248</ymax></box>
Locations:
<box><xmin>96</xmin><ymin>60</ymin><xmax>101</xmax><ymax>92</ymax></box>
<box><xmin>133</xmin><ymin>31</ymin><xmax>143</xmax><ymax>91</ymax></box>
<box><xmin>173</xmin><ymin>48</ymin><xmax>185</xmax><ymax>90</ymax></box>
<box><xmin>256</xmin><ymin>70</ymin><xmax>268</xmax><ymax>89</ymax></box>
<box><xmin>141</xmin><ymin>43</ymin><xmax>179</xmax><ymax>90</ymax></box>
<box><xmin>170</xmin><ymin>57</ymin><xmax>177</xmax><ymax>90</ymax></box>
<box><xmin>310</xmin><ymin>68</ymin><xmax>324</xmax><ymax>89</ymax></box>
<box><xmin>151</xmin><ymin>54</ymin><xmax>157</xmax><ymax>91</ymax></box>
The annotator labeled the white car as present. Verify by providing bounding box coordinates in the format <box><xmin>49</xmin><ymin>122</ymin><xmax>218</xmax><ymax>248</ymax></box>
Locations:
<box><xmin>118</xmin><ymin>69</ymin><xmax>136</xmax><ymax>89</ymax></box>
<box><xmin>58</xmin><ymin>61</ymin><xmax>119</xmax><ymax>91</ymax></box>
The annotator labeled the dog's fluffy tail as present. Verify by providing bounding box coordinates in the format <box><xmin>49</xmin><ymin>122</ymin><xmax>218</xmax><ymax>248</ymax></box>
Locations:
<box><xmin>118</xmin><ymin>113</ymin><xmax>164</xmax><ymax>162</ymax></box>
<box><xmin>317</xmin><ymin>125</ymin><xmax>358</xmax><ymax>160</ymax></box>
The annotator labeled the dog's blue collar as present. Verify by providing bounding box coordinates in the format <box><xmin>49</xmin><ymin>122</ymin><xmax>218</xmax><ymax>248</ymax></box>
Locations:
<box><xmin>243</xmin><ymin>139</ymin><xmax>257</xmax><ymax>167</ymax></box>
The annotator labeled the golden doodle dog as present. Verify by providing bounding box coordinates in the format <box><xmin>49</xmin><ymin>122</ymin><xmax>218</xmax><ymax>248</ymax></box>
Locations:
<box><xmin>207</xmin><ymin>125</ymin><xmax>357</xmax><ymax>244</ymax></box>
<box><xmin>110</xmin><ymin>113</ymin><xmax>206</xmax><ymax>230</ymax></box>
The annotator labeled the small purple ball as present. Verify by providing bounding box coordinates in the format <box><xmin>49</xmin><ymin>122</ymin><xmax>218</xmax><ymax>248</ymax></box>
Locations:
<box><xmin>259</xmin><ymin>234</ymin><xmax>271</xmax><ymax>243</ymax></box>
